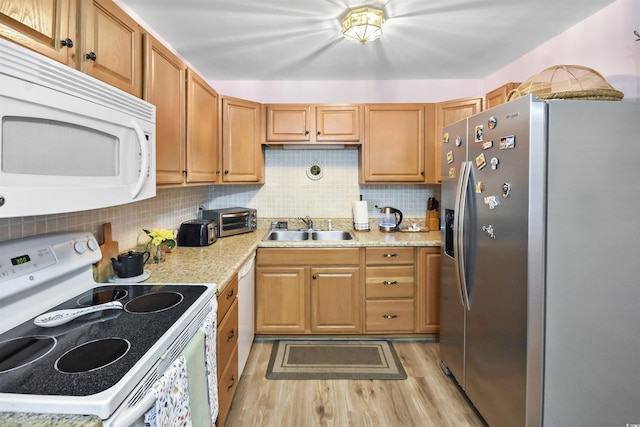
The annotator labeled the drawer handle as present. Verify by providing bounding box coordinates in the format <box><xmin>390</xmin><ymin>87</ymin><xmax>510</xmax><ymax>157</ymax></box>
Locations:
<box><xmin>227</xmin><ymin>328</ymin><xmax>235</xmax><ymax>342</ymax></box>
<box><xmin>382</xmin><ymin>280</ymin><xmax>399</xmax><ymax>285</ymax></box>
<box><xmin>382</xmin><ymin>314</ymin><xmax>399</xmax><ymax>319</ymax></box>
<box><xmin>383</xmin><ymin>253</ymin><xmax>398</xmax><ymax>258</ymax></box>
<box><xmin>227</xmin><ymin>375</ymin><xmax>235</xmax><ymax>391</ymax></box>
<box><xmin>226</xmin><ymin>289</ymin><xmax>235</xmax><ymax>299</ymax></box>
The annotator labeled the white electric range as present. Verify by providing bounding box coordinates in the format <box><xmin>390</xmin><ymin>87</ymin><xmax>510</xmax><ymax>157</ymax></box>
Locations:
<box><xmin>0</xmin><ymin>232</ymin><xmax>217</xmax><ymax>423</ymax></box>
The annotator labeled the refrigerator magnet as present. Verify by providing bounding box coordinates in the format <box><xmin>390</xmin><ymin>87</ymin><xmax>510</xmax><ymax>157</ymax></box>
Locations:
<box><xmin>446</xmin><ymin>151</ymin><xmax>454</xmax><ymax>164</ymax></box>
<box><xmin>455</xmin><ymin>136</ymin><xmax>463</xmax><ymax>147</ymax></box>
<box><xmin>488</xmin><ymin>116</ymin><xmax>497</xmax><ymax>129</ymax></box>
<box><xmin>483</xmin><ymin>140</ymin><xmax>493</xmax><ymax>150</ymax></box>
<box><xmin>499</xmin><ymin>135</ymin><xmax>515</xmax><ymax>149</ymax></box>
<box><xmin>443</xmin><ymin>132</ymin><xmax>450</xmax><ymax>143</ymax></box>
<box><xmin>476</xmin><ymin>181</ymin><xmax>485</xmax><ymax>193</ymax></box>
<box><xmin>475</xmin><ymin>125</ymin><xmax>484</xmax><ymax>142</ymax></box>
<box><xmin>476</xmin><ymin>153</ymin><xmax>487</xmax><ymax>170</ymax></box>
<box><xmin>449</xmin><ymin>167</ymin><xmax>456</xmax><ymax>178</ymax></box>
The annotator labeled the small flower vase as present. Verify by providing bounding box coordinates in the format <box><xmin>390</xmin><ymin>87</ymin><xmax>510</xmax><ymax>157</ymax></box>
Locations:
<box><xmin>152</xmin><ymin>243</ymin><xmax>164</xmax><ymax>263</ymax></box>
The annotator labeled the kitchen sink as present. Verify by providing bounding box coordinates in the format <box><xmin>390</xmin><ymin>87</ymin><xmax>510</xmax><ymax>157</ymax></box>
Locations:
<box><xmin>263</xmin><ymin>230</ymin><xmax>354</xmax><ymax>241</ymax></box>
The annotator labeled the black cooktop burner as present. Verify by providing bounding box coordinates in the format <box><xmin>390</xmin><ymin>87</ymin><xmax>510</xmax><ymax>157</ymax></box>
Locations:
<box><xmin>0</xmin><ymin>336</ymin><xmax>56</xmax><ymax>373</ymax></box>
<box><xmin>56</xmin><ymin>338</ymin><xmax>130</xmax><ymax>373</ymax></box>
<box><xmin>77</xmin><ymin>289</ymin><xmax>128</xmax><ymax>307</ymax></box>
<box><xmin>0</xmin><ymin>284</ymin><xmax>207</xmax><ymax>397</ymax></box>
<box><xmin>124</xmin><ymin>291</ymin><xmax>183</xmax><ymax>313</ymax></box>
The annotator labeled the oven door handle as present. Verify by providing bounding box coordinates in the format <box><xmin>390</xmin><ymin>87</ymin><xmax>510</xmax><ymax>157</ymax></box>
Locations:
<box><xmin>108</xmin><ymin>390</ymin><xmax>155</xmax><ymax>427</ymax></box>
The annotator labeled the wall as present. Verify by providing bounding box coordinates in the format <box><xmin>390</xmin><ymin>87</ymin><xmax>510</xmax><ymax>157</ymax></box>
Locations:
<box><xmin>208</xmin><ymin>148</ymin><xmax>438</xmax><ymax>219</ymax></box>
<box><xmin>483</xmin><ymin>0</ymin><xmax>639</xmax><ymax>100</ymax></box>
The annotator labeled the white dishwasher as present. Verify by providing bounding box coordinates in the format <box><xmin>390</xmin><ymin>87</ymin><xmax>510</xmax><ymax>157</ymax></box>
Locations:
<box><xmin>237</xmin><ymin>252</ymin><xmax>256</xmax><ymax>375</ymax></box>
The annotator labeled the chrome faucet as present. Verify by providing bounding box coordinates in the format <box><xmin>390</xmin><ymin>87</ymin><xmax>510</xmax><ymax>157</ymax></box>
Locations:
<box><xmin>298</xmin><ymin>216</ymin><xmax>313</xmax><ymax>230</ymax></box>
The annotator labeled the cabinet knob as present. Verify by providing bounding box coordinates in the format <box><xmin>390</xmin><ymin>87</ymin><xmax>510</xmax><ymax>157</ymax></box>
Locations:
<box><xmin>383</xmin><ymin>253</ymin><xmax>398</xmax><ymax>258</ymax></box>
<box><xmin>227</xmin><ymin>328</ymin><xmax>235</xmax><ymax>341</ymax></box>
<box><xmin>317</xmin><ymin>131</ymin><xmax>321</xmax><ymax>136</ymax></box>
<box><xmin>60</xmin><ymin>38</ymin><xmax>73</xmax><ymax>48</ymax></box>
<box><xmin>382</xmin><ymin>280</ymin><xmax>399</xmax><ymax>285</ymax></box>
<box><xmin>312</xmin><ymin>275</ymin><xmax>317</xmax><ymax>279</ymax></box>
<box><xmin>224</xmin><ymin>170</ymin><xmax>229</xmax><ymax>175</ymax></box>
<box><xmin>382</xmin><ymin>314</ymin><xmax>399</xmax><ymax>319</ymax></box>
<box><xmin>226</xmin><ymin>289</ymin><xmax>234</xmax><ymax>299</ymax></box>
<box><xmin>305</xmin><ymin>130</ymin><xmax>309</xmax><ymax>135</ymax></box>
<box><xmin>85</xmin><ymin>52</ymin><xmax>96</xmax><ymax>61</ymax></box>
<box><xmin>420</xmin><ymin>171</ymin><xmax>425</xmax><ymax>176</ymax></box>
<box><xmin>227</xmin><ymin>375</ymin><xmax>235</xmax><ymax>391</ymax></box>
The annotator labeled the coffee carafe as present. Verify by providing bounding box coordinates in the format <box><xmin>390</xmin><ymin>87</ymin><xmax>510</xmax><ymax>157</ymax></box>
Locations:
<box><xmin>378</xmin><ymin>206</ymin><xmax>403</xmax><ymax>232</ymax></box>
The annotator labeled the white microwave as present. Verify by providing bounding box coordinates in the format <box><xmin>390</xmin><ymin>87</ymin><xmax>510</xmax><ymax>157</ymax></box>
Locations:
<box><xmin>0</xmin><ymin>38</ymin><xmax>156</xmax><ymax>218</ymax></box>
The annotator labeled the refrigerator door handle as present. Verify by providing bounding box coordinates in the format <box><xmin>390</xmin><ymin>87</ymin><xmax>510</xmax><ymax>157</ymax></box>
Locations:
<box><xmin>457</xmin><ymin>161</ymin><xmax>473</xmax><ymax>311</ymax></box>
<box><xmin>453</xmin><ymin>161</ymin><xmax>467</xmax><ymax>308</ymax></box>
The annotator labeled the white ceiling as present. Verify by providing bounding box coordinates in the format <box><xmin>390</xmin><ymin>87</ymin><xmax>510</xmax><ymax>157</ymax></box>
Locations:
<box><xmin>119</xmin><ymin>0</ymin><xmax>616</xmax><ymax>81</ymax></box>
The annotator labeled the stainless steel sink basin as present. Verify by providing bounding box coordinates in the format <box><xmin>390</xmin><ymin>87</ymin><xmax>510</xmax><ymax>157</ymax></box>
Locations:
<box><xmin>310</xmin><ymin>231</ymin><xmax>353</xmax><ymax>241</ymax></box>
<box><xmin>263</xmin><ymin>230</ymin><xmax>309</xmax><ymax>241</ymax></box>
<box><xmin>263</xmin><ymin>230</ymin><xmax>354</xmax><ymax>241</ymax></box>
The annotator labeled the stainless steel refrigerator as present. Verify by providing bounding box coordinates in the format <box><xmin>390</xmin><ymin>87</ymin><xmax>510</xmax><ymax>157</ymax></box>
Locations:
<box><xmin>440</xmin><ymin>94</ymin><xmax>640</xmax><ymax>427</ymax></box>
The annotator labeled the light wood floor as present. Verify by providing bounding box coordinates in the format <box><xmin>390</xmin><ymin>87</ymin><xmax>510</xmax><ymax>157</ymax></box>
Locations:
<box><xmin>225</xmin><ymin>340</ymin><xmax>487</xmax><ymax>427</ymax></box>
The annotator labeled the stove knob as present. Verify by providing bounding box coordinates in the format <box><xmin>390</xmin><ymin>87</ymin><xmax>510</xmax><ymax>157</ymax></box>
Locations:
<box><xmin>73</xmin><ymin>241</ymin><xmax>86</xmax><ymax>254</ymax></box>
<box><xmin>87</xmin><ymin>238</ymin><xmax>99</xmax><ymax>251</ymax></box>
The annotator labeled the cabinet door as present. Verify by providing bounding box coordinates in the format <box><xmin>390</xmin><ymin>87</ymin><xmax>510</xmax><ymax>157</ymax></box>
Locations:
<box><xmin>434</xmin><ymin>97</ymin><xmax>483</xmax><ymax>183</ymax></box>
<box><xmin>80</xmin><ymin>0</ymin><xmax>141</xmax><ymax>97</ymax></box>
<box><xmin>186</xmin><ymin>69</ymin><xmax>219</xmax><ymax>183</ymax></box>
<box><xmin>256</xmin><ymin>267</ymin><xmax>306</xmax><ymax>333</ymax></box>
<box><xmin>222</xmin><ymin>97</ymin><xmax>263</xmax><ymax>183</ymax></box>
<box><xmin>144</xmin><ymin>34</ymin><xmax>186</xmax><ymax>185</ymax></box>
<box><xmin>417</xmin><ymin>247</ymin><xmax>440</xmax><ymax>333</ymax></box>
<box><xmin>0</xmin><ymin>0</ymin><xmax>76</xmax><ymax>66</ymax></box>
<box><xmin>485</xmin><ymin>82</ymin><xmax>520</xmax><ymax>110</ymax></box>
<box><xmin>362</xmin><ymin>104</ymin><xmax>425</xmax><ymax>182</ymax></box>
<box><xmin>265</xmin><ymin>105</ymin><xmax>311</xmax><ymax>142</ymax></box>
<box><xmin>315</xmin><ymin>105</ymin><xmax>361</xmax><ymax>143</ymax></box>
<box><xmin>310</xmin><ymin>267</ymin><xmax>361</xmax><ymax>333</ymax></box>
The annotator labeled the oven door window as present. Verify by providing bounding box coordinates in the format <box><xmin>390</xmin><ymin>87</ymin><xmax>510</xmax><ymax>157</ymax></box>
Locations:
<box><xmin>2</xmin><ymin>117</ymin><xmax>119</xmax><ymax>176</ymax></box>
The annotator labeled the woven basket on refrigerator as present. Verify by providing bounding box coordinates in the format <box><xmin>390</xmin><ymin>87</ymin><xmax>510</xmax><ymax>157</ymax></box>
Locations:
<box><xmin>507</xmin><ymin>65</ymin><xmax>624</xmax><ymax>101</ymax></box>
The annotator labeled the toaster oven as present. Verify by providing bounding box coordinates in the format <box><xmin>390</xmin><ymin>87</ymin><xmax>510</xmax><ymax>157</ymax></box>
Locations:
<box><xmin>202</xmin><ymin>207</ymin><xmax>257</xmax><ymax>237</ymax></box>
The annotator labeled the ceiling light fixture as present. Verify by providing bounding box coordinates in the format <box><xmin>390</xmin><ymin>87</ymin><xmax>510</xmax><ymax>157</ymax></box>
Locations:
<box><xmin>341</xmin><ymin>7</ymin><xmax>385</xmax><ymax>44</ymax></box>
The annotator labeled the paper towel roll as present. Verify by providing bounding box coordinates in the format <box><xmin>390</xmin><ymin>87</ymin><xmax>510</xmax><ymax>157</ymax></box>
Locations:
<box><xmin>352</xmin><ymin>201</ymin><xmax>369</xmax><ymax>230</ymax></box>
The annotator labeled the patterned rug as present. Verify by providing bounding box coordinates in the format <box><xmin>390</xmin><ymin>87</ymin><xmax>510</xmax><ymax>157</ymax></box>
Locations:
<box><xmin>266</xmin><ymin>340</ymin><xmax>407</xmax><ymax>380</ymax></box>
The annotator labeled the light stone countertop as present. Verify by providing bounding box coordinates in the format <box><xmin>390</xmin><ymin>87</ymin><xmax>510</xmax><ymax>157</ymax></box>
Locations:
<box><xmin>144</xmin><ymin>226</ymin><xmax>441</xmax><ymax>294</ymax></box>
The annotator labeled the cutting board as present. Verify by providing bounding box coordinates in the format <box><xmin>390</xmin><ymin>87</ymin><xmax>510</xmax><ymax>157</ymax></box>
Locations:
<box><xmin>94</xmin><ymin>223</ymin><xmax>119</xmax><ymax>283</ymax></box>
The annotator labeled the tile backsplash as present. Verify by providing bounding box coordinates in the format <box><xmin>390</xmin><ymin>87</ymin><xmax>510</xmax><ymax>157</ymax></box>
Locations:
<box><xmin>0</xmin><ymin>148</ymin><xmax>439</xmax><ymax>248</ymax></box>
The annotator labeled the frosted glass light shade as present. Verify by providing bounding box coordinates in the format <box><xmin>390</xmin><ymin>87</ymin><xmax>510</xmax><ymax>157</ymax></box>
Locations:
<box><xmin>341</xmin><ymin>7</ymin><xmax>385</xmax><ymax>43</ymax></box>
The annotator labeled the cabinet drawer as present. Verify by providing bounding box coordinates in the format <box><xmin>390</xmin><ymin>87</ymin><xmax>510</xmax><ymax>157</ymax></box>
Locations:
<box><xmin>217</xmin><ymin>298</ymin><xmax>238</xmax><ymax>367</ymax></box>
<box><xmin>216</xmin><ymin>344</ymin><xmax>238</xmax><ymax>427</ymax></box>
<box><xmin>366</xmin><ymin>247</ymin><xmax>414</xmax><ymax>265</ymax></box>
<box><xmin>257</xmin><ymin>248</ymin><xmax>359</xmax><ymax>266</ymax></box>
<box><xmin>366</xmin><ymin>299</ymin><xmax>415</xmax><ymax>332</ymax></box>
<box><xmin>217</xmin><ymin>274</ymin><xmax>238</xmax><ymax>319</ymax></box>
<box><xmin>366</xmin><ymin>266</ymin><xmax>414</xmax><ymax>298</ymax></box>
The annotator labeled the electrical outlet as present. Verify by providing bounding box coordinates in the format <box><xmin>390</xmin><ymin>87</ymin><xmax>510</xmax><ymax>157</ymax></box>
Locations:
<box><xmin>367</xmin><ymin>199</ymin><xmax>378</xmax><ymax>210</ymax></box>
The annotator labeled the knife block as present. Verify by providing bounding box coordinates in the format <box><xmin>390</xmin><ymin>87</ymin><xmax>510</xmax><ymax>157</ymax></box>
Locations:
<box><xmin>427</xmin><ymin>211</ymin><xmax>439</xmax><ymax>231</ymax></box>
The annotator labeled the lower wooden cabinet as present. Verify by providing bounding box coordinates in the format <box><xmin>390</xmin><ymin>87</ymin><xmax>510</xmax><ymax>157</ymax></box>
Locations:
<box><xmin>255</xmin><ymin>248</ymin><xmax>361</xmax><ymax>334</ymax></box>
<box><xmin>216</xmin><ymin>275</ymin><xmax>238</xmax><ymax>427</ymax></box>
<box><xmin>417</xmin><ymin>247</ymin><xmax>441</xmax><ymax>333</ymax></box>
<box><xmin>255</xmin><ymin>246</ymin><xmax>441</xmax><ymax>336</ymax></box>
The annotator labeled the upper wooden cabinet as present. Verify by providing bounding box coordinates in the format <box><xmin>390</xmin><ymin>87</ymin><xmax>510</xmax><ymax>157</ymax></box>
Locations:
<box><xmin>1</xmin><ymin>0</ymin><xmax>142</xmax><ymax>97</ymax></box>
<box><xmin>264</xmin><ymin>104</ymin><xmax>361</xmax><ymax>144</ymax></box>
<box><xmin>80</xmin><ymin>0</ymin><xmax>142</xmax><ymax>97</ymax></box>
<box><xmin>485</xmin><ymin>82</ymin><xmax>520</xmax><ymax>110</ymax></box>
<box><xmin>143</xmin><ymin>33</ymin><xmax>186</xmax><ymax>185</ymax></box>
<box><xmin>186</xmin><ymin>69</ymin><xmax>219</xmax><ymax>184</ymax></box>
<box><xmin>221</xmin><ymin>97</ymin><xmax>264</xmax><ymax>183</ymax></box>
<box><xmin>362</xmin><ymin>104</ymin><xmax>425</xmax><ymax>183</ymax></box>
<box><xmin>433</xmin><ymin>97</ymin><xmax>483</xmax><ymax>183</ymax></box>
<box><xmin>0</xmin><ymin>0</ymin><xmax>77</xmax><ymax>67</ymax></box>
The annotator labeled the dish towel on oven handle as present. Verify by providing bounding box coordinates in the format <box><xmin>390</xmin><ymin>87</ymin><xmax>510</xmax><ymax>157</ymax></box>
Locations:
<box><xmin>200</xmin><ymin>309</ymin><xmax>218</xmax><ymax>425</ymax></box>
<box><xmin>143</xmin><ymin>356</ymin><xmax>192</xmax><ymax>427</ymax></box>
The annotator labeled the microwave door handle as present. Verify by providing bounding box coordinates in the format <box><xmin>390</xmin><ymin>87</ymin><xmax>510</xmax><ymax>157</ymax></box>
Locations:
<box><xmin>130</xmin><ymin>119</ymin><xmax>149</xmax><ymax>199</ymax></box>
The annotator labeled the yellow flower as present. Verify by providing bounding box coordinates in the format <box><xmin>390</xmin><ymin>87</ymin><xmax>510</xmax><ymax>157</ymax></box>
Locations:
<box><xmin>143</xmin><ymin>228</ymin><xmax>176</xmax><ymax>249</ymax></box>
